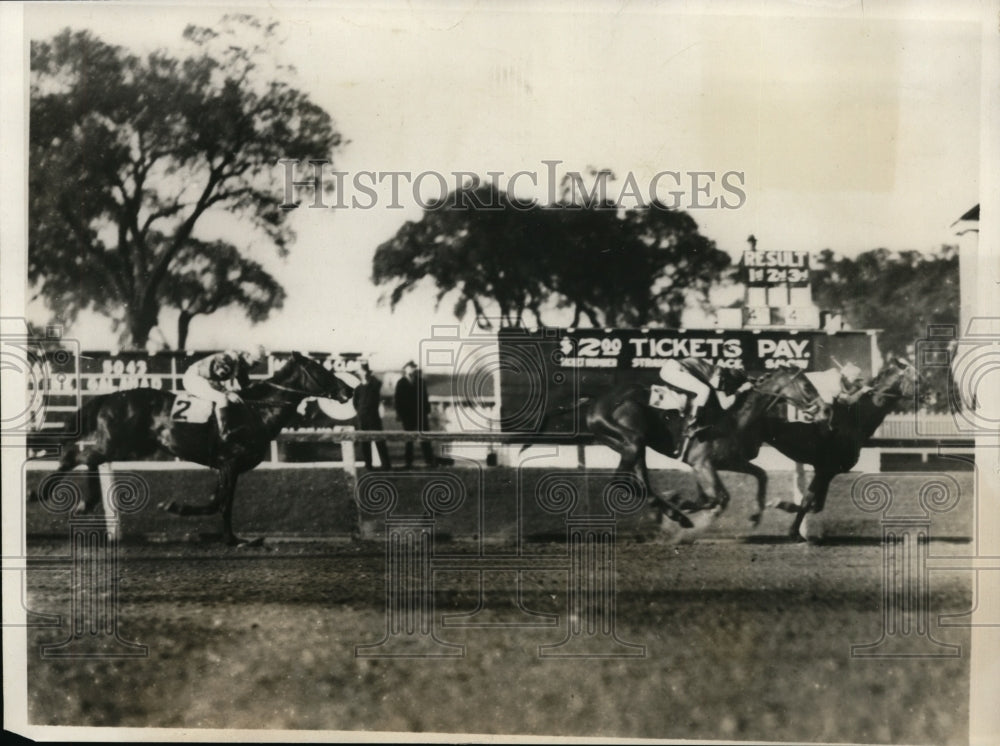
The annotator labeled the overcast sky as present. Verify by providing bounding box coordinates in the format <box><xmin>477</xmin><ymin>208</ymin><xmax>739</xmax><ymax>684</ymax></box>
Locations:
<box><xmin>18</xmin><ymin>1</ymin><xmax>986</xmax><ymax>366</ymax></box>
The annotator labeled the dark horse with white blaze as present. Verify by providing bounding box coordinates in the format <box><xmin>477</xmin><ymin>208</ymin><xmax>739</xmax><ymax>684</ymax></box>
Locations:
<box><xmin>763</xmin><ymin>357</ymin><xmax>920</xmax><ymax>538</ymax></box>
<box><xmin>33</xmin><ymin>353</ymin><xmax>354</xmax><ymax>546</ymax></box>
<box><xmin>532</xmin><ymin>368</ymin><xmax>824</xmax><ymax>529</ymax></box>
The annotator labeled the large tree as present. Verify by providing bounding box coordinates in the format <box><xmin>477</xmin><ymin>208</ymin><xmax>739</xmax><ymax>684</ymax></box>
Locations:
<box><xmin>372</xmin><ymin>184</ymin><xmax>552</xmax><ymax>328</ymax></box>
<box><xmin>29</xmin><ymin>16</ymin><xmax>342</xmax><ymax>348</ymax></box>
<box><xmin>372</xmin><ymin>179</ymin><xmax>733</xmax><ymax>329</ymax></box>
<box><xmin>159</xmin><ymin>238</ymin><xmax>287</xmax><ymax>350</ymax></box>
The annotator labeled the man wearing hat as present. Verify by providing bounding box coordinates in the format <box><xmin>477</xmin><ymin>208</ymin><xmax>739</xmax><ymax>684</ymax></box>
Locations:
<box><xmin>394</xmin><ymin>360</ymin><xmax>436</xmax><ymax>468</ymax></box>
<box><xmin>353</xmin><ymin>361</ymin><xmax>391</xmax><ymax>470</ymax></box>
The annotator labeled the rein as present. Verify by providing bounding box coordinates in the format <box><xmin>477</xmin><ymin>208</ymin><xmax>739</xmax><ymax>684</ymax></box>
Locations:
<box><xmin>257</xmin><ymin>367</ymin><xmax>351</xmax><ymax>401</ymax></box>
<box><xmin>262</xmin><ymin>380</ymin><xmax>320</xmax><ymax>397</ymax></box>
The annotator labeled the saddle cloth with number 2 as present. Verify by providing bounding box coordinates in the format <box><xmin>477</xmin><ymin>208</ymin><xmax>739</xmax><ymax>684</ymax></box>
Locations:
<box><xmin>170</xmin><ymin>394</ymin><xmax>215</xmax><ymax>423</ymax></box>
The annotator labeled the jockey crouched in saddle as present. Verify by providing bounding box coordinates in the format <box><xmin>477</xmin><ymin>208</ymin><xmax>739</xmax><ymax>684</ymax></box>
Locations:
<box><xmin>182</xmin><ymin>345</ymin><xmax>267</xmax><ymax>441</ymax></box>
<box><xmin>803</xmin><ymin>361</ymin><xmax>871</xmax><ymax>426</ymax></box>
<box><xmin>658</xmin><ymin>357</ymin><xmax>753</xmax><ymax>457</ymax></box>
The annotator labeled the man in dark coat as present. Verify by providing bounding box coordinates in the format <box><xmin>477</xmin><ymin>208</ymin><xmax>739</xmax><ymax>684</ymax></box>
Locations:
<box><xmin>353</xmin><ymin>362</ymin><xmax>391</xmax><ymax>470</ymax></box>
<box><xmin>394</xmin><ymin>360</ymin><xmax>436</xmax><ymax>468</ymax></box>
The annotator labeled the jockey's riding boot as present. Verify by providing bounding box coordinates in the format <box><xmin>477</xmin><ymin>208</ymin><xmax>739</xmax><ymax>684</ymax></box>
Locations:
<box><xmin>216</xmin><ymin>407</ymin><xmax>232</xmax><ymax>441</ymax></box>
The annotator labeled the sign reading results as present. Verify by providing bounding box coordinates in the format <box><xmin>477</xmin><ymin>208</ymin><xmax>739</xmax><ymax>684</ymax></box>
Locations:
<box><xmin>558</xmin><ymin>329</ymin><xmax>813</xmax><ymax>372</ymax></box>
<box><xmin>741</xmin><ymin>250</ymin><xmax>811</xmax><ymax>287</ymax></box>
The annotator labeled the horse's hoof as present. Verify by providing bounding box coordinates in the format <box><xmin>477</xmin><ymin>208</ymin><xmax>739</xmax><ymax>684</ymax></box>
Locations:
<box><xmin>772</xmin><ymin>501</ymin><xmax>800</xmax><ymax>514</ymax></box>
<box><xmin>668</xmin><ymin>511</ymin><xmax>694</xmax><ymax>530</ymax></box>
<box><xmin>158</xmin><ymin>500</ymin><xmax>177</xmax><ymax>513</ymax></box>
<box><xmin>749</xmin><ymin>512</ymin><xmax>762</xmax><ymax>527</ymax></box>
<box><xmin>232</xmin><ymin>536</ymin><xmax>265</xmax><ymax>548</ymax></box>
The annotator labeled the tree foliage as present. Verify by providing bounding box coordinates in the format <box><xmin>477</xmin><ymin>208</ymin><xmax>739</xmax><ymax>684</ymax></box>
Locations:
<box><xmin>811</xmin><ymin>246</ymin><xmax>959</xmax><ymax>355</ymax></box>
<box><xmin>159</xmin><ymin>238</ymin><xmax>287</xmax><ymax>349</ymax></box>
<box><xmin>811</xmin><ymin>246</ymin><xmax>959</xmax><ymax>411</ymax></box>
<box><xmin>372</xmin><ymin>180</ymin><xmax>733</xmax><ymax>329</ymax></box>
<box><xmin>29</xmin><ymin>16</ymin><xmax>342</xmax><ymax>348</ymax></box>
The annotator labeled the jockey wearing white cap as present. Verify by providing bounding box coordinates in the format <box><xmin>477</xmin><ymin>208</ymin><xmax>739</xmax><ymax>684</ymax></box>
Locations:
<box><xmin>183</xmin><ymin>346</ymin><xmax>267</xmax><ymax>439</ymax></box>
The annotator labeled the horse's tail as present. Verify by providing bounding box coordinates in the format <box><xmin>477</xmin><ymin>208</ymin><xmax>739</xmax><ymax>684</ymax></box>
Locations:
<box><xmin>519</xmin><ymin>398</ymin><xmax>590</xmax><ymax>454</ymax></box>
<box><xmin>65</xmin><ymin>396</ymin><xmax>106</xmax><ymax>443</ymax></box>
<box><xmin>27</xmin><ymin>395</ymin><xmax>107</xmax><ymax>461</ymax></box>
<box><xmin>25</xmin><ymin>395</ymin><xmax>112</xmax><ymax>505</ymax></box>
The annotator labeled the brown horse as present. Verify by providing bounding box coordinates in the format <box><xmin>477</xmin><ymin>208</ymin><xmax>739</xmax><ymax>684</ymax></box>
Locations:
<box><xmin>531</xmin><ymin>368</ymin><xmax>824</xmax><ymax>529</ymax></box>
<box><xmin>763</xmin><ymin>357</ymin><xmax>920</xmax><ymax>539</ymax></box>
<box><xmin>32</xmin><ymin>353</ymin><xmax>354</xmax><ymax>545</ymax></box>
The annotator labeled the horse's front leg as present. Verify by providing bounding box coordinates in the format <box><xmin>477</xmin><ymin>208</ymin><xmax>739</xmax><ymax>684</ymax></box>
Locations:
<box><xmin>789</xmin><ymin>471</ymin><xmax>835</xmax><ymax>541</ymax></box>
<box><xmin>685</xmin><ymin>441</ymin><xmax>729</xmax><ymax>513</ymax></box>
<box><xmin>727</xmin><ymin>461</ymin><xmax>768</xmax><ymax>526</ymax></box>
<box><xmin>611</xmin><ymin>438</ymin><xmax>693</xmax><ymax>530</ymax></box>
<box><xmin>632</xmin><ymin>447</ymin><xmax>694</xmax><ymax>530</ymax></box>
<box><xmin>770</xmin><ymin>462</ymin><xmax>811</xmax><ymax>514</ymax></box>
<box><xmin>709</xmin><ymin>465</ymin><xmax>731</xmax><ymax>514</ymax></box>
<box><xmin>218</xmin><ymin>469</ymin><xmax>259</xmax><ymax>547</ymax></box>
<box><xmin>159</xmin><ymin>466</ymin><xmax>230</xmax><ymax>517</ymax></box>
<box><xmin>687</xmin><ymin>462</ymin><xmax>714</xmax><ymax>511</ymax></box>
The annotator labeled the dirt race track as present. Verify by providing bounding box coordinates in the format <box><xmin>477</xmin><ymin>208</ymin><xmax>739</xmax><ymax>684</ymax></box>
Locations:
<box><xmin>19</xmin><ymin>467</ymin><xmax>975</xmax><ymax>743</ymax></box>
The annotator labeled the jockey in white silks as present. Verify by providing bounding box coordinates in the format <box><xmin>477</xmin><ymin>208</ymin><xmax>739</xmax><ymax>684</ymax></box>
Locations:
<box><xmin>658</xmin><ymin>357</ymin><xmax>752</xmax><ymax>458</ymax></box>
<box><xmin>182</xmin><ymin>346</ymin><xmax>266</xmax><ymax>439</ymax></box>
<box><xmin>804</xmin><ymin>361</ymin><xmax>871</xmax><ymax>411</ymax></box>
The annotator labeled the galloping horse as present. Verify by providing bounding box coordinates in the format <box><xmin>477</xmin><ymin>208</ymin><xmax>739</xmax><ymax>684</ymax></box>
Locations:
<box><xmin>763</xmin><ymin>357</ymin><xmax>920</xmax><ymax>539</ymax></box>
<box><xmin>32</xmin><ymin>353</ymin><xmax>354</xmax><ymax>546</ymax></box>
<box><xmin>531</xmin><ymin>368</ymin><xmax>823</xmax><ymax>529</ymax></box>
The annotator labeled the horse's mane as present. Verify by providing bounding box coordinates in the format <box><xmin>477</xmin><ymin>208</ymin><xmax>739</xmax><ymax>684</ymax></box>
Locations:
<box><xmin>241</xmin><ymin>355</ymin><xmax>298</xmax><ymax>402</ymax></box>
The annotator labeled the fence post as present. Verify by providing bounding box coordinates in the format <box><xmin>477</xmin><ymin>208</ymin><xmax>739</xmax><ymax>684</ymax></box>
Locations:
<box><xmin>97</xmin><ymin>463</ymin><xmax>117</xmax><ymax>540</ymax></box>
<box><xmin>339</xmin><ymin>427</ymin><xmax>362</xmax><ymax>538</ymax></box>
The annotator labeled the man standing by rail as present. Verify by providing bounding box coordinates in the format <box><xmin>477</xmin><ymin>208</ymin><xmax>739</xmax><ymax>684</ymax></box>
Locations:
<box><xmin>394</xmin><ymin>360</ymin><xmax>436</xmax><ymax>468</ymax></box>
<box><xmin>353</xmin><ymin>362</ymin><xmax>392</xmax><ymax>470</ymax></box>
